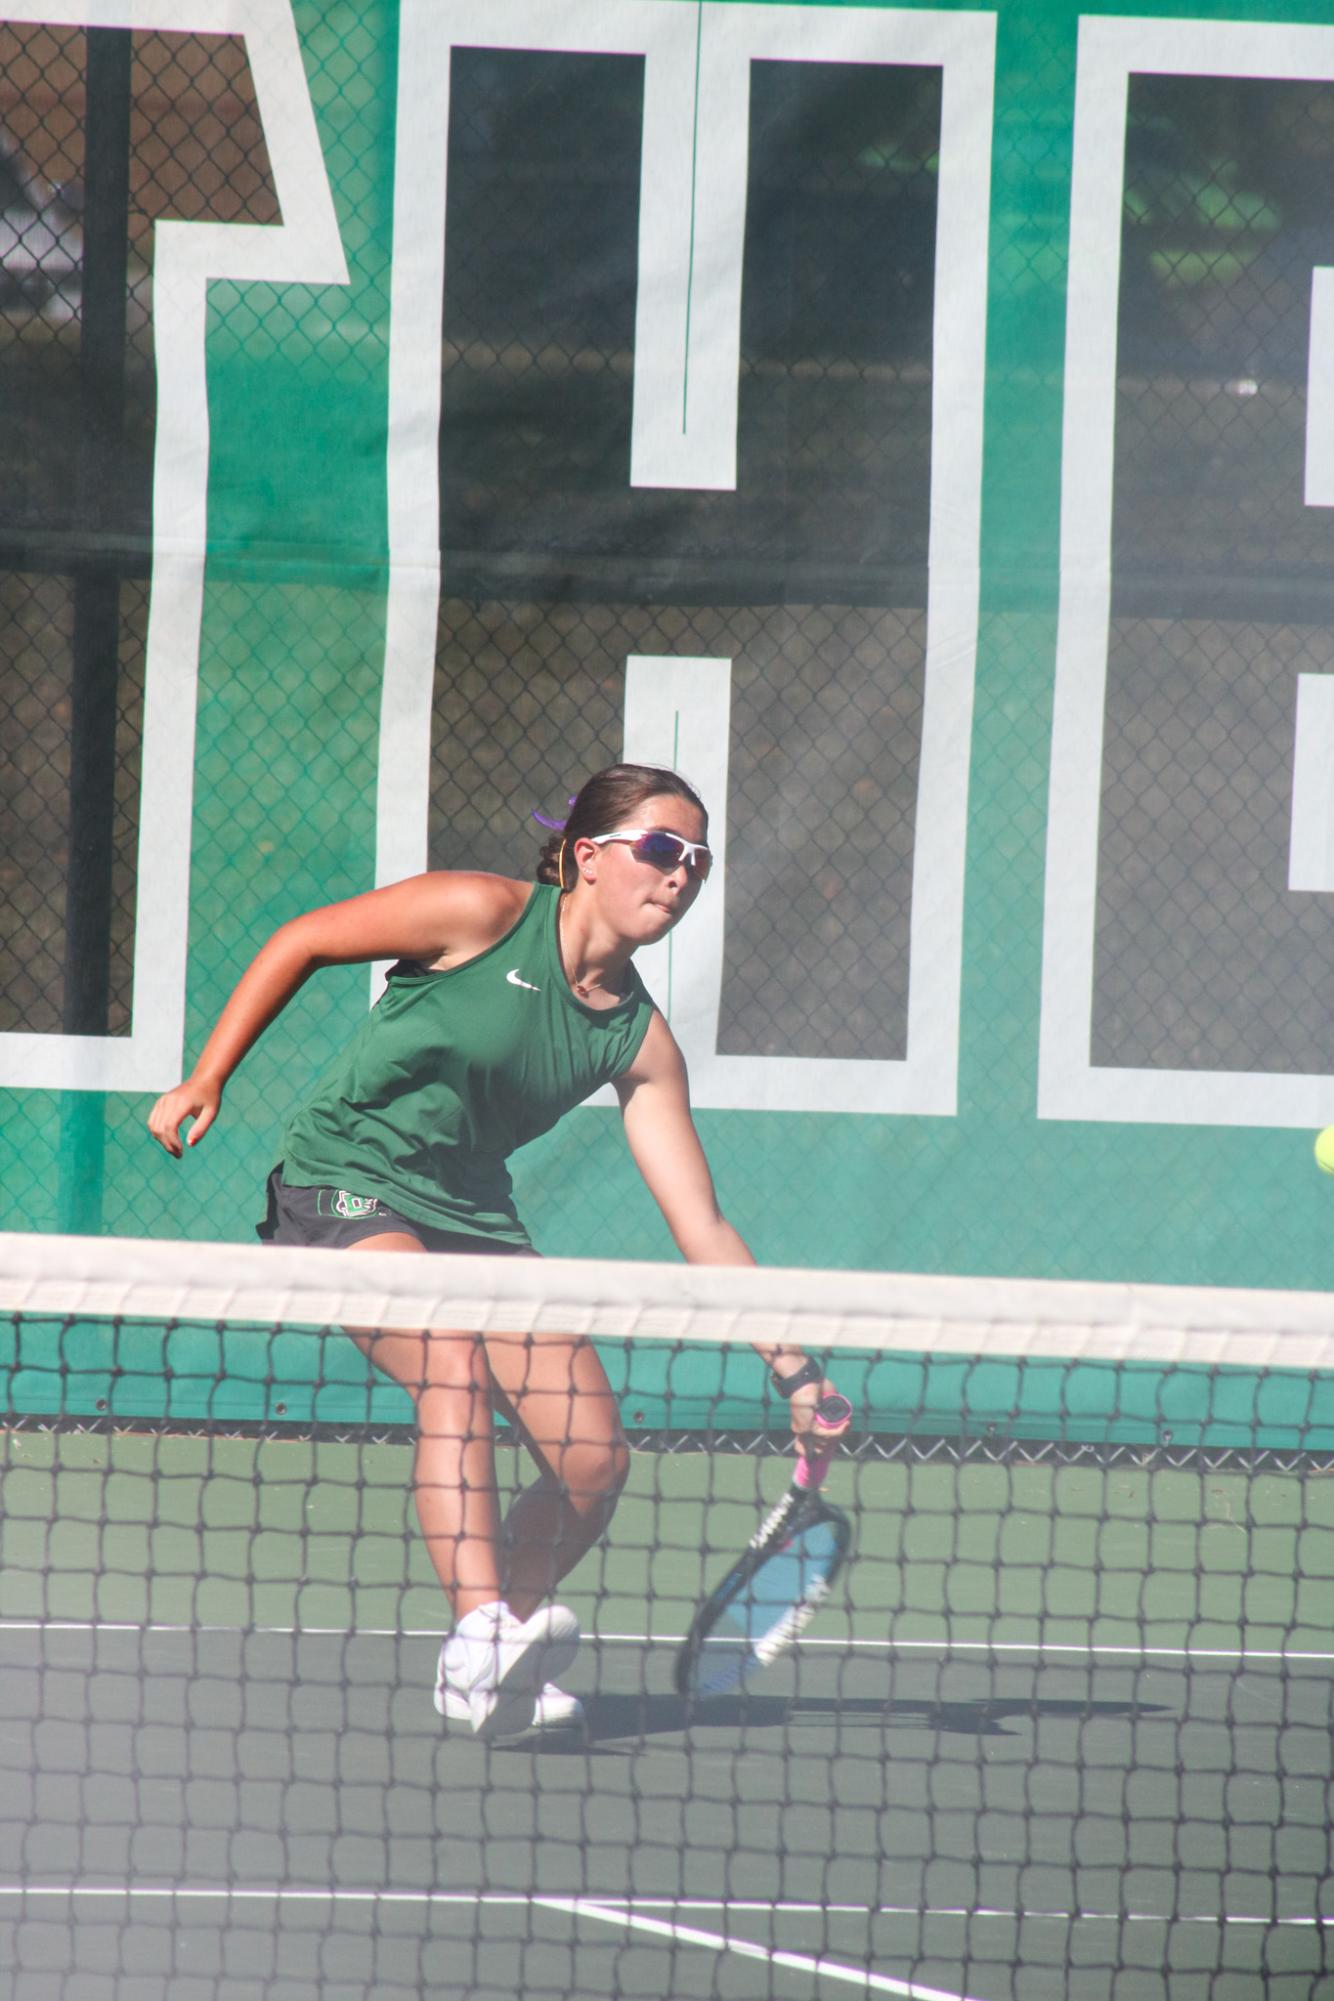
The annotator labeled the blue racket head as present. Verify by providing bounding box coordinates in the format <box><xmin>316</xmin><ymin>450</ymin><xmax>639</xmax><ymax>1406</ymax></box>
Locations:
<box><xmin>676</xmin><ymin>1500</ymin><xmax>851</xmax><ymax>1701</ymax></box>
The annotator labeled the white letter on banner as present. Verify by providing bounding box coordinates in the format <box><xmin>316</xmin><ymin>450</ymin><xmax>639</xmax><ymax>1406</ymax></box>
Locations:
<box><xmin>1289</xmin><ymin>674</ymin><xmax>1334</xmax><ymax>894</ymax></box>
<box><xmin>1298</xmin><ymin>283</ymin><xmax>1334</xmax><ymax>894</ymax></box>
<box><xmin>583</xmin><ymin>657</ymin><xmax>732</xmax><ymax>1109</ymax></box>
<box><xmin>383</xmin><ymin>0</ymin><xmax>995</xmax><ymax>1115</ymax></box>
<box><xmin>630</xmin><ymin>11</ymin><xmax>747</xmax><ymax>489</ymax></box>
<box><xmin>1041</xmin><ymin>18</ymin><xmax>1334</xmax><ymax>1127</ymax></box>
<box><xmin>1306</xmin><ymin>268</ymin><xmax>1334</xmax><ymax>508</ymax></box>
<box><xmin>622</xmin><ymin>657</ymin><xmax>730</xmax><ymax>1062</ymax></box>
<box><xmin>0</xmin><ymin>0</ymin><xmax>347</xmax><ymax>1092</ymax></box>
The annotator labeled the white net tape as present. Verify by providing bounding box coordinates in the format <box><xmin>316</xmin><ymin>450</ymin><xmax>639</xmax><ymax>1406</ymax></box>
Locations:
<box><xmin>2</xmin><ymin>1230</ymin><xmax>1334</xmax><ymax>1365</ymax></box>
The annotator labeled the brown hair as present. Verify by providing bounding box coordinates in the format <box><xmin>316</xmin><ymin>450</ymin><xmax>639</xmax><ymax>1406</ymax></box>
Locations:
<box><xmin>535</xmin><ymin>764</ymin><xmax>708</xmax><ymax>888</ymax></box>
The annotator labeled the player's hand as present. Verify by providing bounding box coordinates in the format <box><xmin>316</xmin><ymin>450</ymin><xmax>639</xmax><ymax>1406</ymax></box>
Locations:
<box><xmin>147</xmin><ymin>1076</ymin><xmax>222</xmax><ymax>1157</ymax></box>
<box><xmin>788</xmin><ymin>1378</ymin><xmax>851</xmax><ymax>1459</ymax></box>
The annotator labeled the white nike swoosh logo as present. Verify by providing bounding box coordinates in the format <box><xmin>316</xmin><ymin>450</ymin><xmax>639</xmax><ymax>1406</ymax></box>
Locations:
<box><xmin>506</xmin><ymin>969</ymin><xmax>541</xmax><ymax>991</ymax></box>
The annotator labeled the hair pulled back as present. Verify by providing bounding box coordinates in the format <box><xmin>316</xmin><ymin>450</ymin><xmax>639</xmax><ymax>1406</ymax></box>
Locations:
<box><xmin>535</xmin><ymin>764</ymin><xmax>707</xmax><ymax>889</ymax></box>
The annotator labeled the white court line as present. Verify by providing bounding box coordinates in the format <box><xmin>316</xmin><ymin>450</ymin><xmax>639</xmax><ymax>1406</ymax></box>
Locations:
<box><xmin>602</xmin><ymin>1634</ymin><xmax>1334</xmax><ymax>1664</ymax></box>
<box><xmin>535</xmin><ymin>1894</ymin><xmax>983</xmax><ymax>2001</ymax></box>
<box><xmin>587</xmin><ymin>1899</ymin><xmax>1334</xmax><ymax>1927</ymax></box>
<box><xmin>1</xmin><ymin>1887</ymin><xmax>1329</xmax><ymax>1926</ymax></box>
<box><xmin>2</xmin><ymin>1620</ymin><xmax>1333</xmax><ymax>1664</ymax></box>
<box><xmin>0</xmin><ymin>1888</ymin><xmax>1000</xmax><ymax>2001</ymax></box>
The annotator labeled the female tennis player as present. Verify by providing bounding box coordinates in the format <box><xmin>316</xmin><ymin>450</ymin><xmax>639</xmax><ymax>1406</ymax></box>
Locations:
<box><xmin>148</xmin><ymin>764</ymin><xmax>846</xmax><ymax>1739</ymax></box>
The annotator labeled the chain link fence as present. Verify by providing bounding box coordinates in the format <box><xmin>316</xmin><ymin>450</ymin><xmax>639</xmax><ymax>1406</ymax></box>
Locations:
<box><xmin>3</xmin><ymin>11</ymin><xmax>1334</xmax><ymax>1278</ymax></box>
<box><xmin>1098</xmin><ymin>73</ymin><xmax>1334</xmax><ymax>1078</ymax></box>
<box><xmin>0</xmin><ymin>22</ymin><xmax>276</xmax><ymax>1040</ymax></box>
<box><xmin>431</xmin><ymin>48</ymin><xmax>938</xmax><ymax>1064</ymax></box>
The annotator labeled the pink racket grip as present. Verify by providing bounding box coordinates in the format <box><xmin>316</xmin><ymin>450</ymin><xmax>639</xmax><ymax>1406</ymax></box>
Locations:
<box><xmin>794</xmin><ymin>1393</ymin><xmax>853</xmax><ymax>1490</ymax></box>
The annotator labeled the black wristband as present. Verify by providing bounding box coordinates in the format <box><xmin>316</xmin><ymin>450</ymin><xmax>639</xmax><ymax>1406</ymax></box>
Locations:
<box><xmin>769</xmin><ymin>1355</ymin><xmax>823</xmax><ymax>1399</ymax></box>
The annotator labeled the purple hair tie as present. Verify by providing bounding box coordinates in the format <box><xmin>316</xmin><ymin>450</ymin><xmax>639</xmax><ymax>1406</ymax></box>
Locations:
<box><xmin>531</xmin><ymin>796</ymin><xmax>578</xmax><ymax>832</ymax></box>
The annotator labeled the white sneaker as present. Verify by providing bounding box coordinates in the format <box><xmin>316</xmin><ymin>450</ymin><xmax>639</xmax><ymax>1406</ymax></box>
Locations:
<box><xmin>437</xmin><ymin>1681</ymin><xmax>584</xmax><ymax>1734</ymax></box>
<box><xmin>434</xmin><ymin>1602</ymin><xmax>579</xmax><ymax>1741</ymax></box>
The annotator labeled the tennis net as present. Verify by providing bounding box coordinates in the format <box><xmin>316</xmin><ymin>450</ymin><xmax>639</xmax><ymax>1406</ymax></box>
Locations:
<box><xmin>2</xmin><ymin>1233</ymin><xmax>1333</xmax><ymax>2001</ymax></box>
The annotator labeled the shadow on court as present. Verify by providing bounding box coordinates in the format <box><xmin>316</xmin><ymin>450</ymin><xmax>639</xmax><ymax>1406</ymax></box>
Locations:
<box><xmin>502</xmin><ymin>1689</ymin><xmax>1174</xmax><ymax>1752</ymax></box>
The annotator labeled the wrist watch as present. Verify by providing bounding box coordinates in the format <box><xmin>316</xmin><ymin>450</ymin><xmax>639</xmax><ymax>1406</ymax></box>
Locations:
<box><xmin>769</xmin><ymin>1355</ymin><xmax>823</xmax><ymax>1398</ymax></box>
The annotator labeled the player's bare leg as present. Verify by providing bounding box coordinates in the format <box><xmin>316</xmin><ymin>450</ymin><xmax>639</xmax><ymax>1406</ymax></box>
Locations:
<box><xmin>342</xmin><ymin>1232</ymin><xmax>580</xmax><ymax>1738</ymax></box>
<box><xmin>483</xmin><ymin>1338</ymin><xmax>630</xmax><ymax>1622</ymax></box>
<box><xmin>341</xmin><ymin>1231</ymin><xmax>505</xmax><ymax>1610</ymax></box>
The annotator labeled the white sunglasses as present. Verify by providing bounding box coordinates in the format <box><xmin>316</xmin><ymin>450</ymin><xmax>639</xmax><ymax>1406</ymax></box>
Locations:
<box><xmin>588</xmin><ymin>828</ymin><xmax>713</xmax><ymax>881</ymax></box>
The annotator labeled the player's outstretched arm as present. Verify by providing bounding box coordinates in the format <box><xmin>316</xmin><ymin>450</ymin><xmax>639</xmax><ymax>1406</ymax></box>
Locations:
<box><xmin>615</xmin><ymin>1014</ymin><xmax>752</xmax><ymax>1267</ymax></box>
<box><xmin>615</xmin><ymin>1013</ymin><xmax>848</xmax><ymax>1450</ymax></box>
<box><xmin>147</xmin><ymin>871</ymin><xmax>527</xmax><ymax>1157</ymax></box>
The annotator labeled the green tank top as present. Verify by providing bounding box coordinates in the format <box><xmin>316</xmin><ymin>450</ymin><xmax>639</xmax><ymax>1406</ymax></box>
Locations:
<box><xmin>279</xmin><ymin>884</ymin><xmax>656</xmax><ymax>1245</ymax></box>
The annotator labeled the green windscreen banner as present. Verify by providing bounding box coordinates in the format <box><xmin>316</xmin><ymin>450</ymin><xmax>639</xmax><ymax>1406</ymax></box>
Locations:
<box><xmin>5</xmin><ymin>0</ymin><xmax>1334</xmax><ymax>1292</ymax></box>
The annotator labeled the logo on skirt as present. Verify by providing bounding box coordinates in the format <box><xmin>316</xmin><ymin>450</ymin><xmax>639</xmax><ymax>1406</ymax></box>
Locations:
<box><xmin>334</xmin><ymin>1190</ymin><xmax>383</xmax><ymax>1220</ymax></box>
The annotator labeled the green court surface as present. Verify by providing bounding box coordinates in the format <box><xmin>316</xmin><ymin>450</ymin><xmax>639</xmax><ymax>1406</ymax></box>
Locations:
<box><xmin>2</xmin><ymin>1430</ymin><xmax>1333</xmax><ymax>1999</ymax></box>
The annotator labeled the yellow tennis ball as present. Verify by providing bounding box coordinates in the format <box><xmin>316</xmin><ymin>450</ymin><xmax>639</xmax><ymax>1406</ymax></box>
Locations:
<box><xmin>1316</xmin><ymin>1128</ymin><xmax>1334</xmax><ymax>1176</ymax></box>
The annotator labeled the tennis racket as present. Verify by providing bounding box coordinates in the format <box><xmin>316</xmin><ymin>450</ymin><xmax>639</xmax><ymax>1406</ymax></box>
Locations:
<box><xmin>674</xmin><ymin>1393</ymin><xmax>853</xmax><ymax>1701</ymax></box>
